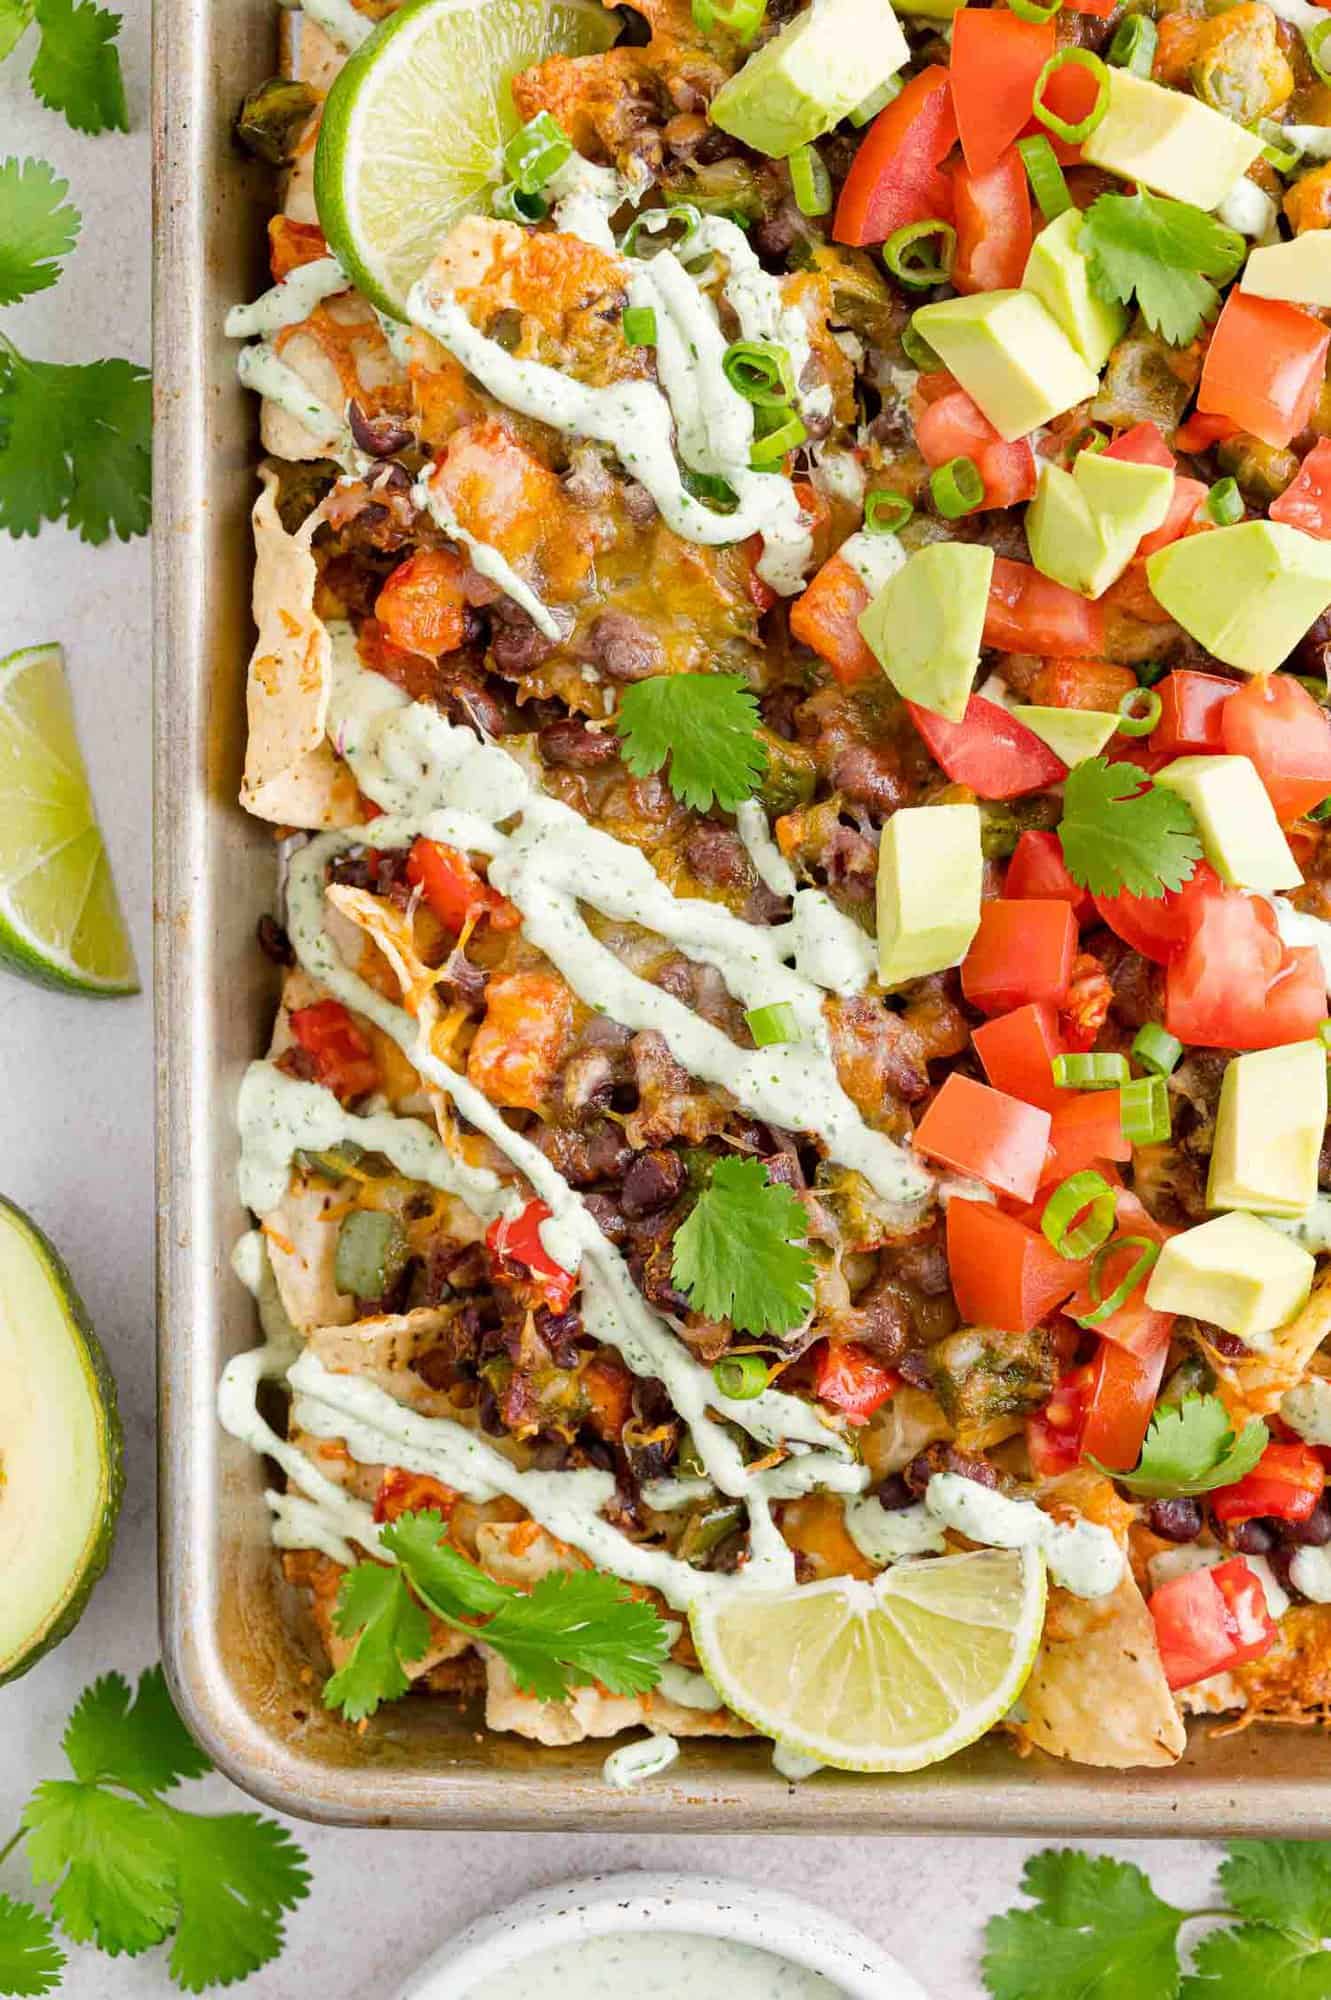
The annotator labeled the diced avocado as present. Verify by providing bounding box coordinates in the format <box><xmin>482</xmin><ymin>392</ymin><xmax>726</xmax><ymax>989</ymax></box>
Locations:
<box><xmin>1154</xmin><ymin>754</ymin><xmax>1301</xmax><ymax>891</ymax></box>
<box><xmin>858</xmin><ymin>541</ymin><xmax>994</xmax><ymax>720</ymax></box>
<box><xmin>1145</xmin><ymin>520</ymin><xmax>1331</xmax><ymax>674</ymax></box>
<box><xmin>1081</xmin><ymin>69</ymin><xmax>1263</xmax><ymax>209</ymax></box>
<box><xmin>1026</xmin><ymin>450</ymin><xmax>1173</xmax><ymax>598</ymax></box>
<box><xmin>1243</xmin><ymin>231</ymin><xmax>1331</xmax><ymax>309</ymax></box>
<box><xmin>1022</xmin><ymin>209</ymin><xmax>1129</xmax><ymax>373</ymax></box>
<box><xmin>1010</xmin><ymin>706</ymin><xmax>1120</xmax><ymax>766</ymax></box>
<box><xmin>708</xmin><ymin>0</ymin><xmax>909</xmax><ymax>157</ymax></box>
<box><xmin>1207</xmin><ymin>1041</ymin><xmax>1328</xmax><ymax>1218</ymax></box>
<box><xmin>1146</xmin><ymin>1210</ymin><xmax>1315</xmax><ymax>1338</ymax></box>
<box><xmin>911</xmin><ymin>291</ymin><xmax>1099</xmax><ymax>442</ymax></box>
<box><xmin>876</xmin><ymin>802</ymin><xmax>983</xmax><ymax>987</ymax></box>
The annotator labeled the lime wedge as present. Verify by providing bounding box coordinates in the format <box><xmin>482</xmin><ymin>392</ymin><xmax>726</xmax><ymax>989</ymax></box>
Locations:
<box><xmin>315</xmin><ymin>0</ymin><xmax>618</xmax><ymax>317</ymax></box>
<box><xmin>0</xmin><ymin>644</ymin><xmax>138</xmax><ymax>996</ymax></box>
<box><xmin>690</xmin><ymin>1548</ymin><xmax>1047</xmax><ymax>1773</ymax></box>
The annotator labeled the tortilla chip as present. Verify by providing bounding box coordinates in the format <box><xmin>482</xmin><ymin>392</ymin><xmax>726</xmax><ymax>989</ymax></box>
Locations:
<box><xmin>262</xmin><ymin>1178</ymin><xmax>353</xmax><ymax>1332</ymax></box>
<box><xmin>1208</xmin><ymin>1270</ymin><xmax>1331</xmax><ymax>1422</ymax></box>
<box><xmin>1022</xmin><ymin>1570</ymin><xmax>1187</xmax><ymax>1769</ymax></box>
<box><xmin>308</xmin><ymin>1305</ymin><xmax>461</xmax><ymax>1375</ymax></box>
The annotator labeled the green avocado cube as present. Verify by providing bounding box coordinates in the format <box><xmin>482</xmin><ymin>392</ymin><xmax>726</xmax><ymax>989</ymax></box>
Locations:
<box><xmin>1145</xmin><ymin>520</ymin><xmax>1331</xmax><ymax>673</ymax></box>
<box><xmin>1154</xmin><ymin>754</ymin><xmax>1301</xmax><ymax>892</ymax></box>
<box><xmin>1081</xmin><ymin>69</ymin><xmax>1263</xmax><ymax>209</ymax></box>
<box><xmin>1010</xmin><ymin>706</ymin><xmax>1120</xmax><ymax>766</ymax></box>
<box><xmin>911</xmin><ymin>291</ymin><xmax>1099</xmax><ymax>442</ymax></box>
<box><xmin>1022</xmin><ymin>209</ymin><xmax>1128</xmax><ymax>373</ymax></box>
<box><xmin>1146</xmin><ymin>1210</ymin><xmax>1315</xmax><ymax>1338</ymax></box>
<box><xmin>708</xmin><ymin>0</ymin><xmax>909</xmax><ymax>157</ymax></box>
<box><xmin>1243</xmin><ymin>232</ymin><xmax>1331</xmax><ymax>310</ymax></box>
<box><xmin>1026</xmin><ymin>451</ymin><xmax>1173</xmax><ymax>598</ymax></box>
<box><xmin>858</xmin><ymin>541</ymin><xmax>994</xmax><ymax>721</ymax></box>
<box><xmin>877</xmin><ymin>802</ymin><xmax>983</xmax><ymax>987</ymax></box>
<box><xmin>1207</xmin><ymin>1041</ymin><xmax>1328</xmax><ymax>1218</ymax></box>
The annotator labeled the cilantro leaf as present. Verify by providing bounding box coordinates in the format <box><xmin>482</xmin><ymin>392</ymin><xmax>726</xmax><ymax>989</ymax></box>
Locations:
<box><xmin>27</xmin><ymin>0</ymin><xmax>126</xmax><ymax>133</ymax></box>
<box><xmin>324</xmin><ymin>1561</ymin><xmax>431</xmax><ymax>1720</ymax></box>
<box><xmin>0</xmin><ymin>351</ymin><xmax>151</xmax><ymax>543</ymax></box>
<box><xmin>381</xmin><ymin>1510</ymin><xmax>516</xmax><ymax>1618</ymax></box>
<box><xmin>62</xmin><ymin>1666</ymin><xmax>212</xmax><ymax>1794</ymax></box>
<box><xmin>672</xmin><ymin>1155</ymin><xmax>814</xmax><ymax>1336</ymax></box>
<box><xmin>0</xmin><ymin>0</ymin><xmax>34</xmax><ymax>61</ymax></box>
<box><xmin>614</xmin><ymin>672</ymin><xmax>768</xmax><ymax>813</ymax></box>
<box><xmin>1080</xmin><ymin>191</ymin><xmax>1245</xmax><ymax>346</ymax></box>
<box><xmin>0</xmin><ymin>158</ymin><xmax>79</xmax><ymax>307</ymax></box>
<box><xmin>983</xmin><ymin>1849</ymin><xmax>1185</xmax><ymax>2000</ymax></box>
<box><xmin>165</xmin><ymin>1807</ymin><xmax>311</xmax><ymax>1993</ymax></box>
<box><xmin>23</xmin><ymin>1780</ymin><xmax>177</xmax><ymax>1956</ymax></box>
<box><xmin>0</xmin><ymin>1897</ymin><xmax>65</xmax><ymax>1997</ymax></box>
<box><xmin>1057</xmin><ymin>757</ymin><xmax>1203</xmax><ymax>900</ymax></box>
<box><xmin>1090</xmin><ymin>1397</ymin><xmax>1269</xmax><ymax>1499</ymax></box>
<box><xmin>1220</xmin><ymin>1842</ymin><xmax>1331</xmax><ymax>1947</ymax></box>
<box><xmin>1179</xmin><ymin>1924</ymin><xmax>1331</xmax><ymax>1999</ymax></box>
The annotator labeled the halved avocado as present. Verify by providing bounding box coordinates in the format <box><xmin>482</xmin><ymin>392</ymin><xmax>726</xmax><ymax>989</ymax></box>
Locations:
<box><xmin>0</xmin><ymin>1195</ymin><xmax>123</xmax><ymax>1684</ymax></box>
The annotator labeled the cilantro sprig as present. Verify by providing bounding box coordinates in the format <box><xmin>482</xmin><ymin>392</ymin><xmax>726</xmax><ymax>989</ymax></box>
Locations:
<box><xmin>1090</xmin><ymin>1394</ymin><xmax>1268</xmax><ymax>1499</ymax></box>
<box><xmin>671</xmin><ymin>1155</ymin><xmax>815</xmax><ymax>1336</ymax></box>
<box><xmin>614</xmin><ymin>672</ymin><xmax>768</xmax><ymax>813</ymax></box>
<box><xmin>0</xmin><ymin>1666</ymin><xmax>309</xmax><ymax>1994</ymax></box>
<box><xmin>1080</xmin><ymin>190</ymin><xmax>1246</xmax><ymax>347</ymax></box>
<box><xmin>0</xmin><ymin>0</ymin><xmax>128</xmax><ymax>136</ymax></box>
<box><xmin>324</xmin><ymin>1509</ymin><xmax>672</xmax><ymax>1721</ymax></box>
<box><xmin>985</xmin><ymin>1842</ymin><xmax>1331</xmax><ymax>2000</ymax></box>
<box><xmin>0</xmin><ymin>155</ymin><xmax>151</xmax><ymax>543</ymax></box>
<box><xmin>1057</xmin><ymin>756</ymin><xmax>1203</xmax><ymax>901</ymax></box>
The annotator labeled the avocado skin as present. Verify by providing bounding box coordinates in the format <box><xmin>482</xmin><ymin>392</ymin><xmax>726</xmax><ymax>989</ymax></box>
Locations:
<box><xmin>0</xmin><ymin>1194</ymin><xmax>125</xmax><ymax>1686</ymax></box>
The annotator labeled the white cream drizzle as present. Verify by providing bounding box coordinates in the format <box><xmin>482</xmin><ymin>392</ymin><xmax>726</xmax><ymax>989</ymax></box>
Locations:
<box><xmin>736</xmin><ymin>799</ymin><xmax>797</xmax><ymax>899</ymax></box>
<box><xmin>280</xmin><ymin>0</ymin><xmax>371</xmax><ymax>48</ymax></box>
<box><xmin>837</xmin><ymin>527</ymin><xmax>907</xmax><ymax>596</ymax></box>
<box><xmin>412</xmin><ymin>469</ymin><xmax>562</xmax><ymax>641</ymax></box>
<box><xmin>924</xmin><ymin>1474</ymin><xmax>1123</xmax><ymax>1598</ymax></box>
<box><xmin>236</xmin><ymin>340</ymin><xmax>350</xmax><ymax>456</ymax></box>
<box><xmin>225</xmin><ymin>256</ymin><xmax>348</xmax><ymax>339</ymax></box>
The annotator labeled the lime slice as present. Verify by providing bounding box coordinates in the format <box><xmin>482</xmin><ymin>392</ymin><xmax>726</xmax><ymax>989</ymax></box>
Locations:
<box><xmin>0</xmin><ymin>644</ymin><xmax>138</xmax><ymax>996</ymax></box>
<box><xmin>690</xmin><ymin>1548</ymin><xmax>1047</xmax><ymax>1773</ymax></box>
<box><xmin>315</xmin><ymin>0</ymin><xmax>618</xmax><ymax>317</ymax></box>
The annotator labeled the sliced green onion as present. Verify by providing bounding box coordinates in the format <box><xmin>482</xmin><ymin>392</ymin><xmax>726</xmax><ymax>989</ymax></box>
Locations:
<box><xmin>1120</xmin><ymin>1074</ymin><xmax>1171</xmax><ymax>1146</ymax></box>
<box><xmin>1076</xmin><ymin>1235</ymin><xmax>1160</xmax><ymax>1328</ymax></box>
<box><xmin>1319</xmin><ymin>1019</ymin><xmax>1331</xmax><ymax>1049</ymax></box>
<box><xmin>864</xmin><ymin>488</ymin><xmax>913</xmax><ymax>535</ymax></box>
<box><xmin>1306</xmin><ymin>16</ymin><xmax>1331</xmax><ymax>87</ymax></box>
<box><xmin>1032</xmin><ymin>49</ymin><xmax>1111</xmax><ymax>145</ymax></box>
<box><xmin>1253</xmin><ymin>118</ymin><xmax>1301</xmax><ymax>174</ymax></box>
<box><xmin>1052</xmin><ymin>1051</ymin><xmax>1130</xmax><ymax>1091</ymax></box>
<box><xmin>1011</xmin><ymin>0</ymin><xmax>1062</xmax><ymax>18</ymax></box>
<box><xmin>692</xmin><ymin>0</ymin><xmax>767</xmax><ymax>37</ymax></box>
<box><xmin>621</xmin><ymin>204</ymin><xmax>702</xmax><ymax>258</ymax></box>
<box><xmin>931</xmin><ymin>456</ymin><xmax>984</xmax><ymax>519</ymax></box>
<box><xmin>1131</xmin><ymin>1023</ymin><xmax>1182</xmax><ymax>1077</ymax></box>
<box><xmin>503</xmin><ymin>111</ymin><xmax>572</xmax><ymax>194</ymax></box>
<box><xmin>1205</xmin><ymin>476</ymin><xmax>1243</xmax><ymax>526</ymax></box>
<box><xmin>883</xmin><ymin>218</ymin><xmax>956</xmax><ymax>290</ymax></box>
<box><xmin>1018</xmin><ymin>134</ymin><xmax>1071</xmax><ymax>222</ymax></box>
<box><xmin>750</xmin><ymin>408</ymin><xmax>807</xmax><ymax>466</ymax></box>
<box><xmin>492</xmin><ymin>181</ymin><xmax>548</xmax><ymax>224</ymax></box>
<box><xmin>850</xmin><ymin>76</ymin><xmax>902</xmax><ymax>126</ymax></box>
<box><xmin>1041</xmin><ymin>1170</ymin><xmax>1117</xmax><ymax>1260</ymax></box>
<box><xmin>713</xmin><ymin>1352</ymin><xmax>770</xmax><ymax>1399</ymax></box>
<box><xmin>683</xmin><ymin>468</ymin><xmax>740</xmax><ymax>511</ymax></box>
<box><xmin>623</xmin><ymin>306</ymin><xmax>657</xmax><ymax>347</ymax></box>
<box><xmin>1312</xmin><ymin>796</ymin><xmax>1331</xmax><ymax>821</ymax></box>
<box><xmin>746</xmin><ymin>1001</ymin><xmax>801</xmax><ymax>1046</ymax></box>
<box><xmin>1117</xmin><ymin>686</ymin><xmax>1162</xmax><ymax>737</ymax></box>
<box><xmin>334</xmin><ymin>1209</ymin><xmax>407</xmax><ymax>1300</ymax></box>
<box><xmin>723</xmin><ymin>338</ymin><xmax>796</xmax><ymax>407</ymax></box>
<box><xmin>789</xmin><ymin>143</ymin><xmax>832</xmax><ymax>217</ymax></box>
<box><xmin>1069</xmin><ymin>425</ymin><xmax>1108</xmax><ymax>458</ymax></box>
<box><xmin>901</xmin><ymin>319</ymin><xmax>945</xmax><ymax>372</ymax></box>
<box><xmin>1108</xmin><ymin>13</ymin><xmax>1156</xmax><ymax>75</ymax></box>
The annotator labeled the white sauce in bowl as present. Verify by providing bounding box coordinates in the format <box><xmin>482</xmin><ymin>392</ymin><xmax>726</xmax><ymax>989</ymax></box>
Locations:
<box><xmin>466</xmin><ymin>1930</ymin><xmax>843</xmax><ymax>1998</ymax></box>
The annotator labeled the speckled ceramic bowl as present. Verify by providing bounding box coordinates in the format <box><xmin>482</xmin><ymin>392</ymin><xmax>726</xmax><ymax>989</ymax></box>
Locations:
<box><xmin>394</xmin><ymin>1871</ymin><xmax>930</xmax><ymax>1999</ymax></box>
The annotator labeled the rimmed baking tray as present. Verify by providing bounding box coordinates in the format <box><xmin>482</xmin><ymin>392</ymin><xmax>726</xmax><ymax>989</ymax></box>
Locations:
<box><xmin>152</xmin><ymin>0</ymin><xmax>1323</xmax><ymax>1829</ymax></box>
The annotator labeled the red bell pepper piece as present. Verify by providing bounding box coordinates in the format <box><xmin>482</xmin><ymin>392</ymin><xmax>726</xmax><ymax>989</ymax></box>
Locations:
<box><xmin>1005</xmin><ymin>830</ymin><xmax>1094</xmax><ymax>923</ymax></box>
<box><xmin>288</xmin><ymin>1000</ymin><xmax>380</xmax><ymax>1103</ymax></box>
<box><xmin>407</xmin><ymin>837</ymin><xmax>519</xmax><ymax>933</ymax></box>
<box><xmin>1173</xmin><ymin>411</ymin><xmax>1240</xmax><ymax>453</ymax></box>
<box><xmin>1150</xmin><ymin>671</ymin><xmax>1237</xmax><ymax>758</ymax></box>
<box><xmin>1271</xmin><ymin>437</ymin><xmax>1331</xmax><ymax>540</ymax></box>
<box><xmin>913</xmin><ymin>1074</ymin><xmax>1052</xmax><ymax>1201</ymax></box>
<box><xmin>485</xmin><ymin>1199</ymin><xmax>578</xmax><ymax>1313</ymax></box>
<box><xmin>950</xmin><ymin>147</ymin><xmax>1034</xmax><ymax>295</ymax></box>
<box><xmin>946</xmin><ymin>1198</ymin><xmax>1084</xmax><ymax>1332</ymax></box>
<box><xmin>984</xmin><ymin>556</ymin><xmax>1106</xmax><ymax>656</ymax></box>
<box><xmin>1166</xmin><ymin>886</ymin><xmax>1326</xmax><ymax>1050</ymax></box>
<box><xmin>1026</xmin><ymin>1365</ymin><xmax>1091</xmax><ymax>1478</ymax></box>
<box><xmin>1197</xmin><ymin>290</ymin><xmax>1331</xmax><ymax>449</ymax></box>
<box><xmin>811</xmin><ymin>1340</ymin><xmax>900</xmax><ymax>1424</ymax></box>
<box><xmin>833</xmin><ymin>67</ymin><xmax>958</xmax><ymax>247</ymax></box>
<box><xmin>913</xmin><ymin>385</ymin><xmax>1036</xmax><ymax>511</ymax></box>
<box><xmin>1149</xmin><ymin>1558</ymin><xmax>1276</xmax><ymax>1690</ymax></box>
<box><xmin>961</xmin><ymin>899</ymin><xmax>1077</xmax><ymax>1014</ymax></box>
<box><xmin>907</xmin><ymin>695</ymin><xmax>1068</xmax><ymax>799</ymax></box>
<box><xmin>973</xmin><ymin>1000</ymin><xmax>1070</xmax><ymax>1113</ymax></box>
<box><xmin>1219</xmin><ymin>672</ymin><xmax>1331</xmax><ymax>824</ymax></box>
<box><xmin>1211</xmin><ymin>1440</ymin><xmax>1327</xmax><ymax>1525</ymax></box>
<box><xmin>950</xmin><ymin>10</ymin><xmax>1054</xmax><ymax>175</ymax></box>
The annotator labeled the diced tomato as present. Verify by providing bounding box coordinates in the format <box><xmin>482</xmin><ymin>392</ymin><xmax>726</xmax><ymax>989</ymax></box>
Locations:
<box><xmin>1063</xmin><ymin>0</ymin><xmax>1114</xmax><ymax>12</ymax></box>
<box><xmin>288</xmin><ymin>1000</ymin><xmax>379</xmax><ymax>1103</ymax></box>
<box><xmin>1211</xmin><ymin>1440</ymin><xmax>1327</xmax><ymax>1525</ymax></box>
<box><xmin>833</xmin><ymin>67</ymin><xmax>958</xmax><ymax>246</ymax></box>
<box><xmin>950</xmin><ymin>147</ymin><xmax>1034</xmax><ymax>294</ymax></box>
<box><xmin>1150</xmin><ymin>671</ymin><xmax>1237</xmax><ymax>758</ymax></box>
<box><xmin>486</xmin><ymin>1199</ymin><xmax>577</xmax><ymax>1314</ymax></box>
<box><xmin>1018</xmin><ymin>57</ymin><xmax>1101</xmax><ymax>163</ymax></box>
<box><xmin>914</xmin><ymin>387</ymin><xmax>1037</xmax><ymax>511</ymax></box>
<box><xmin>1080</xmin><ymin>1336</ymin><xmax>1170</xmax><ymax>1470</ymax></box>
<box><xmin>1197</xmin><ymin>290</ymin><xmax>1331</xmax><ymax>450</ymax></box>
<box><xmin>950</xmin><ymin>10</ymin><xmax>1054</xmax><ymax>175</ymax></box>
<box><xmin>811</xmin><ymin>1341</ymin><xmax>900</xmax><ymax>1424</ymax></box>
<box><xmin>908</xmin><ymin>696</ymin><xmax>1068</xmax><ymax>799</ymax></box>
<box><xmin>913</xmin><ymin>1074</ymin><xmax>1053</xmax><ymax>1201</ymax></box>
<box><xmin>1271</xmin><ymin>437</ymin><xmax>1331</xmax><ymax>540</ymax></box>
<box><xmin>1043</xmin><ymin>1090</ymin><xmax>1131</xmax><ymax>1184</ymax></box>
<box><xmin>1105</xmin><ymin>422</ymin><xmax>1175</xmax><ymax>471</ymax></box>
<box><xmin>1173</xmin><ymin>411</ymin><xmax>1240</xmax><ymax>453</ymax></box>
<box><xmin>1004</xmin><ymin>831</ymin><xmax>1095</xmax><ymax>923</ymax></box>
<box><xmin>1091</xmin><ymin>861</ymin><xmax>1223</xmax><ymax>966</ymax></box>
<box><xmin>1137</xmin><ymin>477</ymin><xmax>1209</xmax><ymax>558</ymax></box>
<box><xmin>1027</xmin><ymin>657</ymin><xmax>1138</xmax><ymax>713</ymax></box>
<box><xmin>789</xmin><ymin>552</ymin><xmax>878</xmax><ymax>685</ymax></box>
<box><xmin>1064</xmin><ymin>1218</ymin><xmax>1174</xmax><ymax>1360</ymax></box>
<box><xmin>1149</xmin><ymin>1558</ymin><xmax>1276</xmax><ymax>1690</ymax></box>
<box><xmin>947</xmin><ymin>1198</ymin><xmax>1085</xmax><ymax>1332</ymax></box>
<box><xmin>973</xmin><ymin>1001</ymin><xmax>1071</xmax><ymax>1113</ymax></box>
<box><xmin>984</xmin><ymin>556</ymin><xmax>1106</xmax><ymax>656</ymax></box>
<box><xmin>1166</xmin><ymin>885</ymin><xmax>1326</xmax><ymax>1050</ymax></box>
<box><xmin>407</xmin><ymin>838</ymin><xmax>519</xmax><ymax>933</ymax></box>
<box><xmin>1219</xmin><ymin>672</ymin><xmax>1331</xmax><ymax>824</ymax></box>
<box><xmin>1027</xmin><ymin>1366</ymin><xmax>1092</xmax><ymax>1478</ymax></box>
<box><xmin>962</xmin><ymin>900</ymin><xmax>1077</xmax><ymax>1014</ymax></box>
<box><xmin>374</xmin><ymin>549</ymin><xmax>468</xmax><ymax>659</ymax></box>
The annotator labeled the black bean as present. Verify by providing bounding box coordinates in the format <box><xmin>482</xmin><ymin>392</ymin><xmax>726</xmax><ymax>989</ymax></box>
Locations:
<box><xmin>1146</xmin><ymin>1496</ymin><xmax>1203</xmax><ymax>1543</ymax></box>
<box><xmin>1218</xmin><ymin>1516</ymin><xmax>1277</xmax><ymax>1555</ymax></box>
<box><xmin>1281</xmin><ymin>1498</ymin><xmax>1331</xmax><ymax>1548</ymax></box>
<box><xmin>621</xmin><ymin>1148</ymin><xmax>686</xmax><ymax>1217</ymax></box>
<box><xmin>256</xmin><ymin>913</ymin><xmax>294</xmax><ymax>965</ymax></box>
<box><xmin>539</xmin><ymin>716</ymin><xmax>620</xmax><ymax>769</ymax></box>
<box><xmin>584</xmin><ymin>610</ymin><xmax>663</xmax><ymax>683</ymax></box>
<box><xmin>348</xmin><ymin>400</ymin><xmax>413</xmax><ymax>458</ymax></box>
<box><xmin>903</xmin><ymin>1443</ymin><xmax>999</xmax><ymax>1498</ymax></box>
<box><xmin>875</xmin><ymin>1474</ymin><xmax>914</xmax><ymax>1513</ymax></box>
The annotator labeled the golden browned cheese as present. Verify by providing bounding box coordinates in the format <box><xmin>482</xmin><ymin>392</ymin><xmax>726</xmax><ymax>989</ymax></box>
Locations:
<box><xmin>778</xmin><ymin>1494</ymin><xmax>879</xmax><ymax>1583</ymax></box>
<box><xmin>1287</xmin><ymin>161</ymin><xmax>1331</xmax><ymax>233</ymax></box>
<box><xmin>466</xmin><ymin>970</ymin><xmax>578</xmax><ymax>1114</ymax></box>
<box><xmin>1192</xmin><ymin>2</ymin><xmax>1293</xmax><ymax>121</ymax></box>
<box><xmin>1231</xmin><ymin>1605</ymin><xmax>1331</xmax><ymax>1721</ymax></box>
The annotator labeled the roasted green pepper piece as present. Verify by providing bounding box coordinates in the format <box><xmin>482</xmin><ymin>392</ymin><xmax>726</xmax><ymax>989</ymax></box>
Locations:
<box><xmin>755</xmin><ymin>728</ymin><xmax>817</xmax><ymax>814</ymax></box>
<box><xmin>235</xmin><ymin>78</ymin><xmax>319</xmax><ymax>165</ymax></box>
<box><xmin>334</xmin><ymin>1209</ymin><xmax>408</xmax><ymax>1300</ymax></box>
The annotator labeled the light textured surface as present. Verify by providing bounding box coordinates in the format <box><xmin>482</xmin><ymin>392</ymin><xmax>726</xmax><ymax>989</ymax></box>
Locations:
<box><xmin>0</xmin><ymin>15</ymin><xmax>1227</xmax><ymax>1997</ymax></box>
